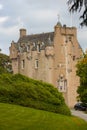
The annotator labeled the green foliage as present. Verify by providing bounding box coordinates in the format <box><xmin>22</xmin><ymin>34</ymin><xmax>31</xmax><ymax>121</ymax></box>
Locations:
<box><xmin>0</xmin><ymin>53</ymin><xmax>12</xmax><ymax>74</ymax></box>
<box><xmin>76</xmin><ymin>54</ymin><xmax>87</xmax><ymax>103</ymax></box>
<box><xmin>0</xmin><ymin>73</ymin><xmax>71</xmax><ymax>116</ymax></box>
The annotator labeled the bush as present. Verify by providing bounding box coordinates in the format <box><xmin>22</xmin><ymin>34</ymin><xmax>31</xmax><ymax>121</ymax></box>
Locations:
<box><xmin>0</xmin><ymin>73</ymin><xmax>71</xmax><ymax>116</ymax></box>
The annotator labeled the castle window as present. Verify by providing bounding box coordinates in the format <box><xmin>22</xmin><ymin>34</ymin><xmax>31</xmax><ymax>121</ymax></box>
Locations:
<box><xmin>35</xmin><ymin>59</ymin><xmax>38</xmax><ymax>69</ymax></box>
<box><xmin>73</xmin><ymin>56</ymin><xmax>75</xmax><ymax>61</ymax></box>
<box><xmin>21</xmin><ymin>60</ymin><xmax>25</xmax><ymax>69</ymax></box>
<box><xmin>33</xmin><ymin>42</ymin><xmax>36</xmax><ymax>47</ymax></box>
<box><xmin>37</xmin><ymin>44</ymin><xmax>41</xmax><ymax>52</ymax></box>
<box><xmin>26</xmin><ymin>45</ymin><xmax>30</xmax><ymax>52</ymax></box>
<box><xmin>57</xmin><ymin>77</ymin><xmax>67</xmax><ymax>92</ymax></box>
<box><xmin>69</xmin><ymin>36</ymin><xmax>71</xmax><ymax>41</ymax></box>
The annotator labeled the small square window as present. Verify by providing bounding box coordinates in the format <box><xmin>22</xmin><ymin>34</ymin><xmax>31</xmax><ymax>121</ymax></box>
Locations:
<box><xmin>35</xmin><ymin>59</ymin><xmax>38</xmax><ymax>69</ymax></box>
<box><xmin>73</xmin><ymin>56</ymin><xmax>75</xmax><ymax>61</ymax></box>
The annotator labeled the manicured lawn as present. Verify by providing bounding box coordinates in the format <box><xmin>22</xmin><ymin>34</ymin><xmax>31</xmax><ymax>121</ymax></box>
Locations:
<box><xmin>0</xmin><ymin>103</ymin><xmax>87</xmax><ymax>130</ymax></box>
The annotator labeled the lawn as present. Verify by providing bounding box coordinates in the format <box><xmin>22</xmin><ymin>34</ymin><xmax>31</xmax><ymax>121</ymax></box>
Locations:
<box><xmin>0</xmin><ymin>103</ymin><xmax>87</xmax><ymax>130</ymax></box>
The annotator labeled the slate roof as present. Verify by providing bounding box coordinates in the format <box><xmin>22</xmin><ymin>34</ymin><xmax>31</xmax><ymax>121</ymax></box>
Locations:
<box><xmin>18</xmin><ymin>32</ymin><xmax>54</xmax><ymax>45</ymax></box>
<box><xmin>16</xmin><ymin>32</ymin><xmax>54</xmax><ymax>52</ymax></box>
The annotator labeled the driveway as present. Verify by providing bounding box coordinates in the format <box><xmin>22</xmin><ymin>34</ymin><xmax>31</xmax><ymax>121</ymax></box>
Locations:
<box><xmin>71</xmin><ymin>109</ymin><xmax>87</xmax><ymax>122</ymax></box>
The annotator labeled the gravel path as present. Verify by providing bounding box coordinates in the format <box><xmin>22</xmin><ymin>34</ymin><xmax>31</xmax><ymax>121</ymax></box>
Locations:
<box><xmin>71</xmin><ymin>109</ymin><xmax>87</xmax><ymax>122</ymax></box>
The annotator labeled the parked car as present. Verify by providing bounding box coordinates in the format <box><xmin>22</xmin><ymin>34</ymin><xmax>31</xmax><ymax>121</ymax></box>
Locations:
<box><xmin>74</xmin><ymin>102</ymin><xmax>87</xmax><ymax>111</ymax></box>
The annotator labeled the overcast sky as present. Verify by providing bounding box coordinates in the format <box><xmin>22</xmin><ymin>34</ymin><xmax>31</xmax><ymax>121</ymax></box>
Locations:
<box><xmin>0</xmin><ymin>0</ymin><xmax>87</xmax><ymax>55</ymax></box>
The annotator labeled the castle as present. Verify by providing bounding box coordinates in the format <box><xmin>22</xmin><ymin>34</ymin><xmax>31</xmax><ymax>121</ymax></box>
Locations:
<box><xmin>9</xmin><ymin>21</ymin><xmax>82</xmax><ymax>107</ymax></box>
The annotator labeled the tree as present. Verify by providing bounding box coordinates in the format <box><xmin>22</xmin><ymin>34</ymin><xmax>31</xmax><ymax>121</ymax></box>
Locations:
<box><xmin>76</xmin><ymin>53</ymin><xmax>87</xmax><ymax>103</ymax></box>
<box><xmin>0</xmin><ymin>53</ymin><xmax>12</xmax><ymax>74</ymax></box>
<box><xmin>68</xmin><ymin>0</ymin><xmax>87</xmax><ymax>26</ymax></box>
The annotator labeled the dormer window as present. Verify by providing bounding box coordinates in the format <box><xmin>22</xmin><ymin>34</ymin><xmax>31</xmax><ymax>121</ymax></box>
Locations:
<box><xmin>26</xmin><ymin>45</ymin><xmax>30</xmax><ymax>52</ymax></box>
<box><xmin>33</xmin><ymin>42</ymin><xmax>36</xmax><ymax>47</ymax></box>
<box><xmin>42</xmin><ymin>42</ymin><xmax>44</xmax><ymax>46</ymax></box>
<box><xmin>37</xmin><ymin>44</ymin><xmax>41</xmax><ymax>52</ymax></box>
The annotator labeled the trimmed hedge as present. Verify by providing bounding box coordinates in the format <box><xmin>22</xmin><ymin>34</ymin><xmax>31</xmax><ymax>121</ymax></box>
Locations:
<box><xmin>0</xmin><ymin>73</ymin><xmax>71</xmax><ymax>116</ymax></box>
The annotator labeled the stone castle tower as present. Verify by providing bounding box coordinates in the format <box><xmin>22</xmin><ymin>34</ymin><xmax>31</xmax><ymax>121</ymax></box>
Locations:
<box><xmin>9</xmin><ymin>22</ymin><xmax>82</xmax><ymax>107</ymax></box>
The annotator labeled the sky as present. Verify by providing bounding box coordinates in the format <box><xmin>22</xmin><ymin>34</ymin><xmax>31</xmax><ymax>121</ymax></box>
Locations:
<box><xmin>0</xmin><ymin>0</ymin><xmax>87</xmax><ymax>55</ymax></box>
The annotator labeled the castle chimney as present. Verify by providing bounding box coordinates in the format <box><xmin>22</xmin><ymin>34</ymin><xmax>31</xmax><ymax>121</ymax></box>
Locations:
<box><xmin>20</xmin><ymin>28</ymin><xmax>26</xmax><ymax>38</ymax></box>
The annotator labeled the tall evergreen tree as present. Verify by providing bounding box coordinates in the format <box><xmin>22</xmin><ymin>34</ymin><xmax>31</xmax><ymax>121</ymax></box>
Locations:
<box><xmin>68</xmin><ymin>0</ymin><xmax>87</xmax><ymax>26</ymax></box>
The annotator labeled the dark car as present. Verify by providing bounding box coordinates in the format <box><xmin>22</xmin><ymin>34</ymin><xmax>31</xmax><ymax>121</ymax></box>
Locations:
<box><xmin>74</xmin><ymin>103</ymin><xmax>87</xmax><ymax>111</ymax></box>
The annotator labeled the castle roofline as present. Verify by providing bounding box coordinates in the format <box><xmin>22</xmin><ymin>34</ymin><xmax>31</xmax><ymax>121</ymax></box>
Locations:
<box><xmin>18</xmin><ymin>32</ymin><xmax>54</xmax><ymax>44</ymax></box>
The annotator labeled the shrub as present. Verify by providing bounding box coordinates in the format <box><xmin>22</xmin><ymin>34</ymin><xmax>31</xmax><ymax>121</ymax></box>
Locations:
<box><xmin>0</xmin><ymin>74</ymin><xmax>71</xmax><ymax>116</ymax></box>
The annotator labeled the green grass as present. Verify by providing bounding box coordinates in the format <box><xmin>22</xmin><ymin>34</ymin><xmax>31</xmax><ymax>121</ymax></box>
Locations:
<box><xmin>0</xmin><ymin>103</ymin><xmax>87</xmax><ymax>130</ymax></box>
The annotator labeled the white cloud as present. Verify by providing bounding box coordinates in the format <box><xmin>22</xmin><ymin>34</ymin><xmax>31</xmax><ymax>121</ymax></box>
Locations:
<box><xmin>0</xmin><ymin>17</ymin><xmax>24</xmax><ymax>36</ymax></box>
<box><xmin>78</xmin><ymin>28</ymin><xmax>87</xmax><ymax>51</ymax></box>
<box><xmin>33</xmin><ymin>10</ymin><xmax>56</xmax><ymax>20</ymax></box>
<box><xmin>0</xmin><ymin>4</ymin><xmax>3</xmax><ymax>10</ymax></box>
<box><xmin>0</xmin><ymin>0</ymin><xmax>87</xmax><ymax>55</ymax></box>
<box><xmin>0</xmin><ymin>16</ymin><xmax>9</xmax><ymax>24</ymax></box>
<box><xmin>16</xmin><ymin>17</ymin><xmax>24</xmax><ymax>27</ymax></box>
<box><xmin>0</xmin><ymin>24</ymin><xmax>21</xmax><ymax>55</ymax></box>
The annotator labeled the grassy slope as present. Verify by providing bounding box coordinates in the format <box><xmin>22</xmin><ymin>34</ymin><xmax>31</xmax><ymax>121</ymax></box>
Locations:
<box><xmin>0</xmin><ymin>103</ymin><xmax>87</xmax><ymax>130</ymax></box>
<box><xmin>0</xmin><ymin>74</ymin><xmax>71</xmax><ymax>115</ymax></box>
